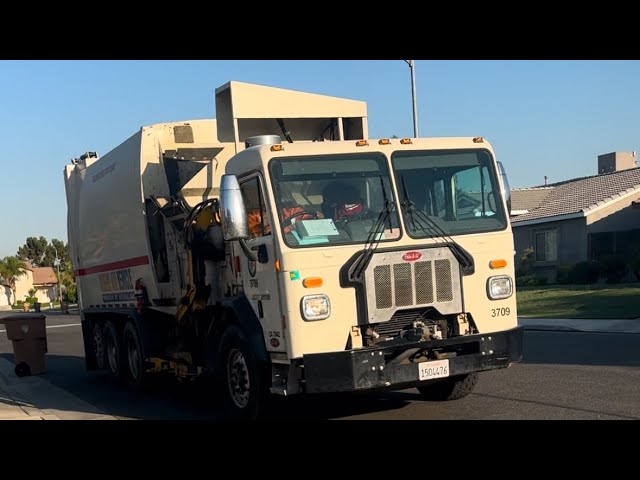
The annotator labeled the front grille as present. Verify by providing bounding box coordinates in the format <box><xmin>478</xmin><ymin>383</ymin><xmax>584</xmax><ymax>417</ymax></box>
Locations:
<box><xmin>364</xmin><ymin>247</ymin><xmax>462</xmax><ymax>323</ymax></box>
<box><xmin>414</xmin><ymin>261</ymin><xmax>434</xmax><ymax>304</ymax></box>
<box><xmin>393</xmin><ymin>263</ymin><xmax>413</xmax><ymax>306</ymax></box>
<box><xmin>373</xmin><ymin>259</ymin><xmax>453</xmax><ymax>310</ymax></box>
<box><xmin>374</xmin><ymin>265</ymin><xmax>392</xmax><ymax>309</ymax></box>
<box><xmin>435</xmin><ymin>259</ymin><xmax>453</xmax><ymax>302</ymax></box>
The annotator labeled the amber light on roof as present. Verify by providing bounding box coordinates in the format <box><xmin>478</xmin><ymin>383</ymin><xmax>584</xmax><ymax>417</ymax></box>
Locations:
<box><xmin>378</xmin><ymin>139</ymin><xmax>391</xmax><ymax>145</ymax></box>
<box><xmin>270</xmin><ymin>145</ymin><xmax>284</xmax><ymax>152</ymax></box>
<box><xmin>400</xmin><ymin>138</ymin><xmax>412</xmax><ymax>145</ymax></box>
<box><xmin>355</xmin><ymin>140</ymin><xmax>369</xmax><ymax>147</ymax></box>
<box><xmin>473</xmin><ymin>137</ymin><xmax>484</xmax><ymax>143</ymax></box>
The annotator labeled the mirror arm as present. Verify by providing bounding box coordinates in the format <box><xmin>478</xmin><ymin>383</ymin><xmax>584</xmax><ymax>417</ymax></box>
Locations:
<box><xmin>239</xmin><ymin>239</ymin><xmax>257</xmax><ymax>262</ymax></box>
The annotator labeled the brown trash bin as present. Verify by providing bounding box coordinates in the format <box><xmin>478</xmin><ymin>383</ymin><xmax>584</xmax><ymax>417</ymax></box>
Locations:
<box><xmin>2</xmin><ymin>314</ymin><xmax>48</xmax><ymax>377</ymax></box>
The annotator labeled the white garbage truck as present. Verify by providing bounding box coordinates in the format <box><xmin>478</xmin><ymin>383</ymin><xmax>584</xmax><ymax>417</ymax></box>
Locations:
<box><xmin>64</xmin><ymin>81</ymin><xmax>523</xmax><ymax>418</ymax></box>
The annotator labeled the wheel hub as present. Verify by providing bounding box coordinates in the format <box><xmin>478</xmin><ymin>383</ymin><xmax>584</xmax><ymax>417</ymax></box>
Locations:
<box><xmin>127</xmin><ymin>334</ymin><xmax>140</xmax><ymax>380</ymax></box>
<box><xmin>227</xmin><ymin>348</ymin><xmax>250</xmax><ymax>409</ymax></box>
<box><xmin>107</xmin><ymin>335</ymin><xmax>118</xmax><ymax>373</ymax></box>
<box><xmin>93</xmin><ymin>327</ymin><xmax>105</xmax><ymax>369</ymax></box>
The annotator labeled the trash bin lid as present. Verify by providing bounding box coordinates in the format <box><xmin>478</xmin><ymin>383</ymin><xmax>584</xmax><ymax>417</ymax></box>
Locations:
<box><xmin>2</xmin><ymin>314</ymin><xmax>46</xmax><ymax>322</ymax></box>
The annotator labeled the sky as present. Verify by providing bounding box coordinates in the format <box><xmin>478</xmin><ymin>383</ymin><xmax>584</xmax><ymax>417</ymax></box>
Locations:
<box><xmin>1</xmin><ymin>59</ymin><xmax>639</xmax><ymax>258</ymax></box>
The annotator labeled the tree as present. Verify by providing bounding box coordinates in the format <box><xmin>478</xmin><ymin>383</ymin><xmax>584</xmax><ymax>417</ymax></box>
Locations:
<box><xmin>0</xmin><ymin>256</ymin><xmax>26</xmax><ymax>305</ymax></box>
<box><xmin>17</xmin><ymin>236</ymin><xmax>50</xmax><ymax>267</ymax></box>
<box><xmin>16</xmin><ymin>236</ymin><xmax>76</xmax><ymax>303</ymax></box>
<box><xmin>17</xmin><ymin>236</ymin><xmax>72</xmax><ymax>268</ymax></box>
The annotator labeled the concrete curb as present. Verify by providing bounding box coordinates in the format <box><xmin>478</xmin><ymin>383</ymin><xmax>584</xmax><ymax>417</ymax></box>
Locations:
<box><xmin>0</xmin><ymin>356</ymin><xmax>118</xmax><ymax>420</ymax></box>
<box><xmin>518</xmin><ymin>318</ymin><xmax>640</xmax><ymax>334</ymax></box>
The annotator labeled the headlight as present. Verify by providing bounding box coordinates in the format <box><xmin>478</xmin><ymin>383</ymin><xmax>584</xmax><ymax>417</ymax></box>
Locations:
<box><xmin>487</xmin><ymin>275</ymin><xmax>513</xmax><ymax>300</ymax></box>
<box><xmin>301</xmin><ymin>294</ymin><xmax>331</xmax><ymax>321</ymax></box>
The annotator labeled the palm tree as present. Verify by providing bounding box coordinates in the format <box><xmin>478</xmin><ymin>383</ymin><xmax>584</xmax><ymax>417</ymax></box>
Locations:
<box><xmin>0</xmin><ymin>256</ymin><xmax>26</xmax><ymax>306</ymax></box>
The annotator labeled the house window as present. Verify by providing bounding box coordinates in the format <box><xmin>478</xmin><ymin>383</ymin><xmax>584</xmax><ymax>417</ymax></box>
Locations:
<box><xmin>535</xmin><ymin>230</ymin><xmax>558</xmax><ymax>262</ymax></box>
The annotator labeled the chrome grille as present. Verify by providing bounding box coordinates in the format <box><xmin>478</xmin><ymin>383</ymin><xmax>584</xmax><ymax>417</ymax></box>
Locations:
<box><xmin>393</xmin><ymin>263</ymin><xmax>413</xmax><ymax>306</ymax></box>
<box><xmin>374</xmin><ymin>265</ymin><xmax>392</xmax><ymax>309</ymax></box>
<box><xmin>364</xmin><ymin>247</ymin><xmax>462</xmax><ymax>323</ymax></box>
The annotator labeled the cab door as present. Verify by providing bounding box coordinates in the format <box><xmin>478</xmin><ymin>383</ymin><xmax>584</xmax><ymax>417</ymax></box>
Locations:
<box><xmin>239</xmin><ymin>175</ymin><xmax>286</xmax><ymax>353</ymax></box>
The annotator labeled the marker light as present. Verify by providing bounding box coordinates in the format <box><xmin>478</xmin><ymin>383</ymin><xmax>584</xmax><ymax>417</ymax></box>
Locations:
<box><xmin>489</xmin><ymin>259</ymin><xmax>507</xmax><ymax>269</ymax></box>
<box><xmin>303</xmin><ymin>277</ymin><xmax>323</xmax><ymax>288</ymax></box>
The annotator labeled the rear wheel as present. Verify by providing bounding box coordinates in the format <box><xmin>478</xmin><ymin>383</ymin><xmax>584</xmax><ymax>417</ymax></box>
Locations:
<box><xmin>91</xmin><ymin>322</ymin><xmax>106</xmax><ymax>370</ymax></box>
<box><xmin>104</xmin><ymin>321</ymin><xmax>123</xmax><ymax>378</ymax></box>
<box><xmin>217</xmin><ymin>325</ymin><xmax>267</xmax><ymax>420</ymax></box>
<box><xmin>123</xmin><ymin>321</ymin><xmax>147</xmax><ymax>390</ymax></box>
<box><xmin>417</xmin><ymin>373</ymin><xmax>479</xmax><ymax>401</ymax></box>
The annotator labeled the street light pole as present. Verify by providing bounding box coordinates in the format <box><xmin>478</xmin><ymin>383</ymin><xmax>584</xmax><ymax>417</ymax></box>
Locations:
<box><xmin>52</xmin><ymin>245</ymin><xmax>62</xmax><ymax>307</ymax></box>
<box><xmin>404</xmin><ymin>60</ymin><xmax>419</xmax><ymax>138</ymax></box>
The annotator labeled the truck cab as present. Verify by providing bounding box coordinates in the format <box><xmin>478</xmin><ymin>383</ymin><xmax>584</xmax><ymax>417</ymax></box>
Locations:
<box><xmin>219</xmin><ymin>135</ymin><xmax>522</xmax><ymax>409</ymax></box>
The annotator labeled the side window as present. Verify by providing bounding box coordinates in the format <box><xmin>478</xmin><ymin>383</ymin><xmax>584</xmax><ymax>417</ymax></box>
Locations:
<box><xmin>240</xmin><ymin>177</ymin><xmax>271</xmax><ymax>238</ymax></box>
<box><xmin>431</xmin><ymin>179</ymin><xmax>446</xmax><ymax>217</ymax></box>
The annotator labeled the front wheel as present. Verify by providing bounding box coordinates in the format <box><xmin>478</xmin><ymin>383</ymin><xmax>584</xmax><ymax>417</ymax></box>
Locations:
<box><xmin>417</xmin><ymin>373</ymin><xmax>479</xmax><ymax>401</ymax></box>
<box><xmin>216</xmin><ymin>325</ymin><xmax>267</xmax><ymax>420</ymax></box>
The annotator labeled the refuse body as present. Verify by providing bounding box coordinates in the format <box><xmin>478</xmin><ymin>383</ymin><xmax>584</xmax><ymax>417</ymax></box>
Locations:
<box><xmin>1</xmin><ymin>314</ymin><xmax>48</xmax><ymax>377</ymax></box>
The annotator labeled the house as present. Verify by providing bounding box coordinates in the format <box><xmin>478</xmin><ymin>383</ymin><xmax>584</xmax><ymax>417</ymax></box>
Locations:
<box><xmin>1</xmin><ymin>282</ymin><xmax>11</xmax><ymax>310</ymax></box>
<box><xmin>511</xmin><ymin>151</ymin><xmax>640</xmax><ymax>282</ymax></box>
<box><xmin>13</xmin><ymin>263</ymin><xmax>59</xmax><ymax>304</ymax></box>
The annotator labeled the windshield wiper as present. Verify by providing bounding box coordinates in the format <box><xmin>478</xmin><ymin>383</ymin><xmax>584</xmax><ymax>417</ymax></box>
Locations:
<box><xmin>350</xmin><ymin>176</ymin><xmax>396</xmax><ymax>282</ymax></box>
<box><xmin>400</xmin><ymin>175</ymin><xmax>475</xmax><ymax>275</ymax></box>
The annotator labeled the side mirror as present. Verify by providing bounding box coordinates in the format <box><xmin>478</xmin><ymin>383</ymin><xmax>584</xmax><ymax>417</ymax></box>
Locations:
<box><xmin>219</xmin><ymin>175</ymin><xmax>249</xmax><ymax>241</ymax></box>
<box><xmin>497</xmin><ymin>161</ymin><xmax>512</xmax><ymax>216</ymax></box>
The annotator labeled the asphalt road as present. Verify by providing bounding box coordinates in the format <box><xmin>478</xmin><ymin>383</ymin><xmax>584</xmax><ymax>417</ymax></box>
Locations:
<box><xmin>1</xmin><ymin>312</ymin><xmax>639</xmax><ymax>420</ymax></box>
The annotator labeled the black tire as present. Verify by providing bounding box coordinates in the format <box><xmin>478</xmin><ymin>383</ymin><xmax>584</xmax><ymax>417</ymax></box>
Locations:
<box><xmin>15</xmin><ymin>362</ymin><xmax>31</xmax><ymax>377</ymax></box>
<box><xmin>417</xmin><ymin>373</ymin><xmax>479</xmax><ymax>401</ymax></box>
<box><xmin>104</xmin><ymin>321</ymin><xmax>123</xmax><ymax>378</ymax></box>
<box><xmin>91</xmin><ymin>322</ymin><xmax>106</xmax><ymax>370</ymax></box>
<box><xmin>123</xmin><ymin>321</ymin><xmax>147</xmax><ymax>390</ymax></box>
<box><xmin>216</xmin><ymin>325</ymin><xmax>267</xmax><ymax>420</ymax></box>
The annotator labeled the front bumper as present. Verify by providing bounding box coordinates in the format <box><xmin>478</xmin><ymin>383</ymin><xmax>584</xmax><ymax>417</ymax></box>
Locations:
<box><xmin>303</xmin><ymin>326</ymin><xmax>523</xmax><ymax>394</ymax></box>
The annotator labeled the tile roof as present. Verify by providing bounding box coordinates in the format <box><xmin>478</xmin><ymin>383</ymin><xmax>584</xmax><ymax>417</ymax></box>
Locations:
<box><xmin>32</xmin><ymin>267</ymin><xmax>58</xmax><ymax>285</ymax></box>
<box><xmin>511</xmin><ymin>167</ymin><xmax>640</xmax><ymax>223</ymax></box>
<box><xmin>511</xmin><ymin>187</ymin><xmax>554</xmax><ymax>212</ymax></box>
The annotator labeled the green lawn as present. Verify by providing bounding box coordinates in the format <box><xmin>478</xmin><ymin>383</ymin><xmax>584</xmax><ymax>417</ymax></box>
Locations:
<box><xmin>516</xmin><ymin>283</ymin><xmax>640</xmax><ymax>319</ymax></box>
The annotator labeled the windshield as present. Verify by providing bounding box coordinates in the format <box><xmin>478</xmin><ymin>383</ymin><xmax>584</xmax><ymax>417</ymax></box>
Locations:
<box><xmin>269</xmin><ymin>153</ymin><xmax>401</xmax><ymax>248</ymax></box>
<box><xmin>392</xmin><ymin>149</ymin><xmax>507</xmax><ymax>237</ymax></box>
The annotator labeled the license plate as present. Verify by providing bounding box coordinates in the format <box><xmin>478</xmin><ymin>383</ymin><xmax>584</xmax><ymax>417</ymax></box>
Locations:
<box><xmin>418</xmin><ymin>359</ymin><xmax>450</xmax><ymax>381</ymax></box>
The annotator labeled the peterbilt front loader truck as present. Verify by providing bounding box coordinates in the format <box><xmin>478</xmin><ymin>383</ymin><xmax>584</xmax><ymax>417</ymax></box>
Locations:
<box><xmin>64</xmin><ymin>81</ymin><xmax>523</xmax><ymax>419</ymax></box>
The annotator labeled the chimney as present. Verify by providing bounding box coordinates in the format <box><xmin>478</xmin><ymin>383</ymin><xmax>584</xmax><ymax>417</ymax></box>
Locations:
<box><xmin>598</xmin><ymin>151</ymin><xmax>637</xmax><ymax>175</ymax></box>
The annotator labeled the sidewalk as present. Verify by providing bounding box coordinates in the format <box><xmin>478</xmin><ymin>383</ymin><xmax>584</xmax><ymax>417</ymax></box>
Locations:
<box><xmin>0</xmin><ymin>356</ymin><xmax>118</xmax><ymax>420</ymax></box>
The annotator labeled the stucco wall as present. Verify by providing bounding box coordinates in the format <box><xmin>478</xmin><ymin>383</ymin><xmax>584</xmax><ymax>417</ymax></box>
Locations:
<box><xmin>34</xmin><ymin>286</ymin><xmax>55</xmax><ymax>303</ymax></box>
<box><xmin>513</xmin><ymin>217</ymin><xmax>587</xmax><ymax>282</ymax></box>
<box><xmin>587</xmin><ymin>198</ymin><xmax>640</xmax><ymax>233</ymax></box>
<box><xmin>14</xmin><ymin>269</ymin><xmax>33</xmax><ymax>303</ymax></box>
<box><xmin>0</xmin><ymin>285</ymin><xmax>11</xmax><ymax>309</ymax></box>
